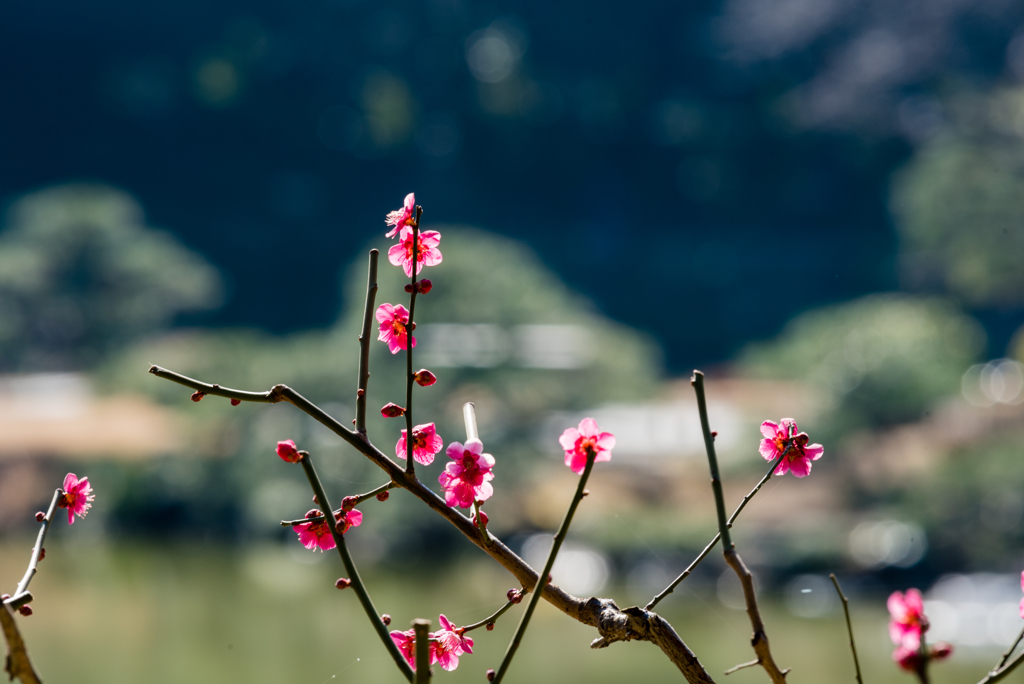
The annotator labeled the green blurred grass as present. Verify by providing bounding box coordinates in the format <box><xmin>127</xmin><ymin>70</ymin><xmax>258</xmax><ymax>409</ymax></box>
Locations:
<box><xmin>0</xmin><ymin>541</ymin><xmax>1002</xmax><ymax>683</ymax></box>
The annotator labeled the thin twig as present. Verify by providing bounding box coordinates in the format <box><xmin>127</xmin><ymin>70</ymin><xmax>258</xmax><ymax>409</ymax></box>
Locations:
<box><xmin>355</xmin><ymin>249</ymin><xmax>379</xmax><ymax>435</ymax></box>
<box><xmin>279</xmin><ymin>482</ymin><xmax>394</xmax><ymax>526</ymax></box>
<box><xmin>0</xmin><ymin>603</ymin><xmax>41</xmax><ymax>684</ymax></box>
<box><xmin>977</xmin><ymin>647</ymin><xmax>1024</xmax><ymax>684</ymax></box>
<box><xmin>830</xmin><ymin>574</ymin><xmax>863</xmax><ymax>684</ymax></box>
<box><xmin>404</xmin><ymin>205</ymin><xmax>423</xmax><ymax>476</ymax></box>
<box><xmin>298</xmin><ymin>452</ymin><xmax>413</xmax><ymax>682</ymax></box>
<box><xmin>149</xmin><ymin>366</ymin><xmax>716</xmax><ymax>683</ymax></box>
<box><xmin>413</xmin><ymin>619</ymin><xmax>432</xmax><ymax>683</ymax></box>
<box><xmin>462</xmin><ymin>600</ymin><xmax>517</xmax><ymax>633</ymax></box>
<box><xmin>694</xmin><ymin>370</ymin><xmax>788</xmax><ymax>684</ymax></box>
<box><xmin>996</xmin><ymin>624</ymin><xmax>1024</xmax><ymax>671</ymax></box>
<box><xmin>491</xmin><ymin>449</ymin><xmax>598</xmax><ymax>684</ymax></box>
<box><xmin>646</xmin><ymin>449</ymin><xmax>788</xmax><ymax>611</ymax></box>
<box><xmin>724</xmin><ymin>659</ymin><xmax>761</xmax><ymax>675</ymax></box>
<box><xmin>5</xmin><ymin>490</ymin><xmax>61</xmax><ymax>610</ymax></box>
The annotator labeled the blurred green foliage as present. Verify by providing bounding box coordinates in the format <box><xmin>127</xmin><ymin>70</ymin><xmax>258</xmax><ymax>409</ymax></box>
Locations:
<box><xmin>739</xmin><ymin>294</ymin><xmax>983</xmax><ymax>437</ymax></box>
<box><xmin>0</xmin><ymin>184</ymin><xmax>222</xmax><ymax>371</ymax></box>
<box><xmin>892</xmin><ymin>87</ymin><xmax>1024</xmax><ymax>307</ymax></box>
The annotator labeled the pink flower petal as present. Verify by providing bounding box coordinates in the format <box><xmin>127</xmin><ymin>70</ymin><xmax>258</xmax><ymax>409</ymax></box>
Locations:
<box><xmin>759</xmin><ymin>421</ymin><xmax>780</xmax><ymax>440</ymax></box>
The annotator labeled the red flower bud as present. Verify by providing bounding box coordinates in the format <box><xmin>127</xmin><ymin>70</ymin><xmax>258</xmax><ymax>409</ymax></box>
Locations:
<box><xmin>486</xmin><ymin>622</ymin><xmax>494</xmax><ymax>631</ymax></box>
<box><xmin>472</xmin><ymin>510</ymin><xmax>489</xmax><ymax>527</ymax></box>
<box><xmin>487</xmin><ymin>668</ymin><xmax>496</xmax><ymax>681</ymax></box>
<box><xmin>404</xmin><ymin>279</ymin><xmax>432</xmax><ymax>294</ymax></box>
<box><xmin>335</xmin><ymin>578</ymin><xmax>351</xmax><ymax>590</ymax></box>
<box><xmin>341</xmin><ymin>496</ymin><xmax>358</xmax><ymax>512</ymax></box>
<box><xmin>381</xmin><ymin>614</ymin><xmax>391</xmax><ymax>626</ymax></box>
<box><xmin>191</xmin><ymin>391</ymin><xmax>205</xmax><ymax>402</ymax></box>
<box><xmin>413</xmin><ymin>369</ymin><xmax>437</xmax><ymax>387</ymax></box>
<box><xmin>380</xmin><ymin>403</ymin><xmax>406</xmax><ymax>418</ymax></box>
<box><xmin>18</xmin><ymin>605</ymin><xmax>32</xmax><ymax>616</ymax></box>
<box><xmin>276</xmin><ymin>440</ymin><xmax>301</xmax><ymax>463</ymax></box>
<box><xmin>931</xmin><ymin>642</ymin><xmax>953</xmax><ymax>661</ymax></box>
<box><xmin>231</xmin><ymin>398</ymin><xmax>241</xmax><ymax>406</ymax></box>
<box><xmin>376</xmin><ymin>490</ymin><xmax>390</xmax><ymax>502</ymax></box>
<box><xmin>38</xmin><ymin>548</ymin><xmax>45</xmax><ymax>561</ymax></box>
<box><xmin>507</xmin><ymin>588</ymin><xmax>523</xmax><ymax>604</ymax></box>
<box><xmin>34</xmin><ymin>512</ymin><xmax>45</xmax><ymax>522</ymax></box>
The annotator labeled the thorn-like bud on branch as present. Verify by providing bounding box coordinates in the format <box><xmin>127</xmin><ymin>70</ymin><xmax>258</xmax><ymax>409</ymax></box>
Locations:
<box><xmin>380</xmin><ymin>403</ymin><xmax>406</xmax><ymax>418</ymax></box>
<box><xmin>486</xmin><ymin>622</ymin><xmax>494</xmax><ymax>631</ymax></box>
<box><xmin>39</xmin><ymin>548</ymin><xmax>45</xmax><ymax>561</ymax></box>
<box><xmin>1</xmin><ymin>594</ymin><xmax>9</xmax><ymax>601</ymax></box>
<box><xmin>335</xmin><ymin>578</ymin><xmax>351</xmax><ymax>590</ymax></box>
<box><xmin>312</xmin><ymin>495</ymin><xmax>319</xmax><ymax>505</ymax></box>
<box><xmin>191</xmin><ymin>391</ymin><xmax>205</xmax><ymax>402</ymax></box>
<box><xmin>34</xmin><ymin>511</ymin><xmax>45</xmax><ymax>522</ymax></box>
<box><xmin>582</xmin><ymin>489</ymin><xmax>590</xmax><ymax>497</ymax></box>
<box><xmin>18</xmin><ymin>605</ymin><xmax>32</xmax><ymax>616</ymax></box>
<box><xmin>357</xmin><ymin>389</ymin><xmax>365</xmax><ymax>398</ymax></box>
<box><xmin>376</xmin><ymin>490</ymin><xmax>390</xmax><ymax>502</ymax></box>
<box><xmin>381</xmin><ymin>614</ymin><xmax>392</xmax><ymax>626</ymax></box>
<box><xmin>276</xmin><ymin>440</ymin><xmax>301</xmax><ymax>463</ymax></box>
<box><xmin>413</xmin><ymin>369</ymin><xmax>437</xmax><ymax>387</ymax></box>
<box><xmin>231</xmin><ymin>398</ymin><xmax>241</xmax><ymax>406</ymax></box>
<box><xmin>931</xmin><ymin>642</ymin><xmax>953</xmax><ymax>661</ymax></box>
<box><xmin>711</xmin><ymin>431</ymin><xmax>718</xmax><ymax>440</ymax></box>
<box><xmin>341</xmin><ymin>496</ymin><xmax>358</xmax><ymax>512</ymax></box>
<box><xmin>507</xmin><ymin>588</ymin><xmax>523</xmax><ymax>604</ymax></box>
<box><xmin>486</xmin><ymin>668</ymin><xmax>496</xmax><ymax>681</ymax></box>
<box><xmin>404</xmin><ymin>279</ymin><xmax>432</xmax><ymax>294</ymax></box>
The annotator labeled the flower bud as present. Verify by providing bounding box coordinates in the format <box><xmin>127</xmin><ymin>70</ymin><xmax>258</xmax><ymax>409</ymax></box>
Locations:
<box><xmin>191</xmin><ymin>391</ymin><xmax>205</xmax><ymax>402</ymax></box>
<box><xmin>231</xmin><ymin>398</ymin><xmax>241</xmax><ymax>406</ymax></box>
<box><xmin>380</xmin><ymin>403</ymin><xmax>406</xmax><ymax>418</ymax></box>
<box><xmin>486</xmin><ymin>668</ymin><xmax>496</xmax><ymax>681</ymax></box>
<box><xmin>276</xmin><ymin>440</ymin><xmax>301</xmax><ymax>463</ymax></box>
<box><xmin>404</xmin><ymin>279</ymin><xmax>432</xmax><ymax>294</ymax></box>
<box><xmin>38</xmin><ymin>548</ymin><xmax>45</xmax><ymax>561</ymax></box>
<box><xmin>381</xmin><ymin>614</ymin><xmax>392</xmax><ymax>626</ymax></box>
<box><xmin>34</xmin><ymin>512</ymin><xmax>45</xmax><ymax>522</ymax></box>
<box><xmin>18</xmin><ymin>605</ymin><xmax>32</xmax><ymax>616</ymax></box>
<box><xmin>507</xmin><ymin>588</ymin><xmax>523</xmax><ymax>604</ymax></box>
<box><xmin>413</xmin><ymin>369</ymin><xmax>437</xmax><ymax>387</ymax></box>
<box><xmin>486</xmin><ymin>622</ymin><xmax>494</xmax><ymax>631</ymax></box>
<box><xmin>931</xmin><ymin>642</ymin><xmax>953</xmax><ymax>661</ymax></box>
<box><xmin>335</xmin><ymin>578</ymin><xmax>351</xmax><ymax>590</ymax></box>
<box><xmin>341</xmin><ymin>496</ymin><xmax>358</xmax><ymax>512</ymax></box>
<box><xmin>1</xmin><ymin>594</ymin><xmax>9</xmax><ymax>601</ymax></box>
<box><xmin>376</xmin><ymin>490</ymin><xmax>390</xmax><ymax>502</ymax></box>
<box><xmin>472</xmin><ymin>510</ymin><xmax>489</xmax><ymax>527</ymax></box>
<box><xmin>305</xmin><ymin>509</ymin><xmax>321</xmax><ymax>519</ymax></box>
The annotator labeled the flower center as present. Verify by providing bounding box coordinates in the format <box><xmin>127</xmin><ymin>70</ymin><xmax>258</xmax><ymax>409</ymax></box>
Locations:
<box><xmin>579</xmin><ymin>437</ymin><xmax>598</xmax><ymax>454</ymax></box>
<box><xmin>412</xmin><ymin>431</ymin><xmax>428</xmax><ymax>449</ymax></box>
<box><xmin>391</xmin><ymin>318</ymin><xmax>406</xmax><ymax>336</ymax></box>
<box><xmin>461</xmin><ymin>452</ymin><xmax>476</xmax><ymax>470</ymax></box>
<box><xmin>58</xmin><ymin>492</ymin><xmax>76</xmax><ymax>509</ymax></box>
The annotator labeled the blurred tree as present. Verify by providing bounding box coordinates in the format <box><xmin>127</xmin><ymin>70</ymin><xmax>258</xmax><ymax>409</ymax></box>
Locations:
<box><xmin>0</xmin><ymin>184</ymin><xmax>222</xmax><ymax>371</ymax></box>
<box><xmin>892</xmin><ymin>87</ymin><xmax>1024</xmax><ymax>307</ymax></box>
<box><xmin>739</xmin><ymin>294</ymin><xmax>984</xmax><ymax>436</ymax></box>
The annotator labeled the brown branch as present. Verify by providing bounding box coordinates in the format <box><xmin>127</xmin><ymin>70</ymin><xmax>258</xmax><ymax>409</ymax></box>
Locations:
<box><xmin>462</xmin><ymin>599</ymin><xmax>517</xmax><ymax>633</ymax></box>
<box><xmin>829</xmin><ymin>574</ymin><xmax>863</xmax><ymax>684</ymax></box>
<box><xmin>413</xmin><ymin>619</ymin><xmax>431</xmax><ymax>683</ymax></box>
<box><xmin>355</xmin><ymin>249</ymin><xmax>379</xmax><ymax>434</ymax></box>
<box><xmin>279</xmin><ymin>482</ymin><xmax>394</xmax><ymax>526</ymax></box>
<box><xmin>977</xmin><ymin>647</ymin><xmax>1024</xmax><ymax>684</ymax></box>
<box><xmin>1</xmin><ymin>604</ymin><xmax>40</xmax><ymax>684</ymax></box>
<box><xmin>4</xmin><ymin>490</ymin><xmax>60</xmax><ymax>611</ymax></box>
<box><xmin>149</xmin><ymin>366</ymin><xmax>717</xmax><ymax>683</ymax></box>
<box><xmin>723</xmin><ymin>659</ymin><xmax>761</xmax><ymax>675</ymax></box>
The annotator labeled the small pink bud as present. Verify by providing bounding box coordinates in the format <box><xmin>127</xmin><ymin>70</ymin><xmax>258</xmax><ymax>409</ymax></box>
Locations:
<box><xmin>413</xmin><ymin>369</ymin><xmax>437</xmax><ymax>387</ymax></box>
<box><xmin>191</xmin><ymin>390</ymin><xmax>205</xmax><ymax>402</ymax></box>
<box><xmin>341</xmin><ymin>496</ymin><xmax>358</xmax><ymax>512</ymax></box>
<box><xmin>38</xmin><ymin>548</ymin><xmax>45</xmax><ymax>561</ymax></box>
<box><xmin>507</xmin><ymin>588</ymin><xmax>523</xmax><ymax>604</ymax></box>
<box><xmin>1</xmin><ymin>594</ymin><xmax>9</xmax><ymax>601</ymax></box>
<box><xmin>312</xmin><ymin>495</ymin><xmax>319</xmax><ymax>505</ymax></box>
<box><xmin>18</xmin><ymin>605</ymin><xmax>32</xmax><ymax>616</ymax></box>
<box><xmin>472</xmin><ymin>510</ymin><xmax>489</xmax><ymax>527</ymax></box>
<box><xmin>711</xmin><ymin>431</ymin><xmax>718</xmax><ymax>439</ymax></box>
<box><xmin>380</xmin><ymin>403</ymin><xmax>406</xmax><ymax>418</ymax></box>
<box><xmin>34</xmin><ymin>512</ymin><xmax>45</xmax><ymax>522</ymax></box>
<box><xmin>486</xmin><ymin>622</ymin><xmax>494</xmax><ymax>631</ymax></box>
<box><xmin>404</xmin><ymin>279</ymin><xmax>432</xmax><ymax>294</ymax></box>
<box><xmin>335</xmin><ymin>578</ymin><xmax>351</xmax><ymax>590</ymax></box>
<box><xmin>305</xmin><ymin>509</ymin><xmax>320</xmax><ymax>519</ymax></box>
<box><xmin>231</xmin><ymin>398</ymin><xmax>241</xmax><ymax>406</ymax></box>
<box><xmin>487</xmin><ymin>668</ymin><xmax>496</xmax><ymax>681</ymax></box>
<box><xmin>376</xmin><ymin>490</ymin><xmax>390</xmax><ymax>502</ymax></box>
<box><xmin>357</xmin><ymin>389</ymin><xmax>365</xmax><ymax>398</ymax></box>
<box><xmin>381</xmin><ymin>614</ymin><xmax>391</xmax><ymax>626</ymax></box>
<box><xmin>582</xmin><ymin>489</ymin><xmax>590</xmax><ymax>497</ymax></box>
<box><xmin>931</xmin><ymin>642</ymin><xmax>953</xmax><ymax>661</ymax></box>
<box><xmin>276</xmin><ymin>440</ymin><xmax>301</xmax><ymax>463</ymax></box>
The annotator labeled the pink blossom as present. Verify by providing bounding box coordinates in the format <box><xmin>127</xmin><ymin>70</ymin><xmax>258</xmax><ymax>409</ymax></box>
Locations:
<box><xmin>293</xmin><ymin>508</ymin><xmax>362</xmax><ymax>551</ymax></box>
<box><xmin>413</xmin><ymin>369</ymin><xmax>437</xmax><ymax>387</ymax></box>
<box><xmin>438</xmin><ymin>439</ymin><xmax>495</xmax><ymax>509</ymax></box>
<box><xmin>431</xmin><ymin>614</ymin><xmax>473</xmax><ymax>671</ymax></box>
<box><xmin>559</xmin><ymin>418</ymin><xmax>615</xmax><ymax>475</ymax></box>
<box><xmin>276</xmin><ymin>439</ymin><xmax>301</xmax><ymax>463</ymax></box>
<box><xmin>390</xmin><ymin>629</ymin><xmax>417</xmax><ymax>669</ymax></box>
<box><xmin>57</xmin><ymin>473</ymin><xmax>94</xmax><ymax>525</ymax></box>
<box><xmin>893</xmin><ymin>643</ymin><xmax>922</xmax><ymax>672</ymax></box>
<box><xmin>396</xmin><ymin>423</ymin><xmax>444</xmax><ymax>466</ymax></box>
<box><xmin>376</xmin><ymin>303</ymin><xmax>416</xmax><ymax>354</ymax></box>
<box><xmin>888</xmin><ymin>589</ymin><xmax>926</xmax><ymax>648</ymax></box>
<box><xmin>385</xmin><ymin>192</ymin><xmax>416</xmax><ymax>238</ymax></box>
<box><xmin>758</xmin><ymin>418</ymin><xmax>824</xmax><ymax>478</ymax></box>
<box><xmin>388</xmin><ymin>226</ymin><xmax>442</xmax><ymax>277</ymax></box>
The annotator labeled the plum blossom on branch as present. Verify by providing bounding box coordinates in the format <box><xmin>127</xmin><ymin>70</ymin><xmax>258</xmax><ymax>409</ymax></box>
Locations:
<box><xmin>376</xmin><ymin>303</ymin><xmax>415</xmax><ymax>354</ymax></box>
<box><xmin>396</xmin><ymin>423</ymin><xmax>443</xmax><ymax>466</ymax></box>
<box><xmin>385</xmin><ymin>192</ymin><xmax>416</xmax><ymax>238</ymax></box>
<box><xmin>57</xmin><ymin>473</ymin><xmax>94</xmax><ymax>525</ymax></box>
<box><xmin>293</xmin><ymin>508</ymin><xmax>363</xmax><ymax>551</ymax></box>
<box><xmin>389</xmin><ymin>226</ymin><xmax>442</xmax><ymax>277</ymax></box>
<box><xmin>439</xmin><ymin>440</ymin><xmax>495</xmax><ymax>509</ymax></box>
<box><xmin>759</xmin><ymin>418</ymin><xmax>824</xmax><ymax>478</ymax></box>
<box><xmin>559</xmin><ymin>418</ymin><xmax>615</xmax><ymax>474</ymax></box>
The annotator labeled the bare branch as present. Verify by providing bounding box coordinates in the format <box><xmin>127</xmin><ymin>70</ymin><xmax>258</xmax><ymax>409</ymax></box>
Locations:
<box><xmin>355</xmin><ymin>249</ymin><xmax>379</xmax><ymax>434</ymax></box>
<box><xmin>829</xmin><ymin>574</ymin><xmax>864</xmax><ymax>684</ymax></box>
<box><xmin>0</xmin><ymin>604</ymin><xmax>41</xmax><ymax>684</ymax></box>
<box><xmin>279</xmin><ymin>482</ymin><xmax>394</xmax><ymax>527</ymax></box>
<box><xmin>413</xmin><ymin>619</ymin><xmax>431</xmax><ymax>683</ymax></box>
<box><xmin>5</xmin><ymin>490</ymin><xmax>61</xmax><ymax>610</ymax></box>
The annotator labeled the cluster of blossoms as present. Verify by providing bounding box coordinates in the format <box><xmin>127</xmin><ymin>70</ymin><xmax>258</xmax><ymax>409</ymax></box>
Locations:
<box><xmin>390</xmin><ymin>614</ymin><xmax>474</xmax><ymax>672</ymax></box>
<box><xmin>758</xmin><ymin>418</ymin><xmax>824</xmax><ymax>478</ymax></box>
<box><xmin>887</xmin><ymin>589</ymin><xmax>952</xmax><ymax>673</ymax></box>
<box><xmin>293</xmin><ymin>508</ymin><xmax>363</xmax><ymax>552</ymax></box>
